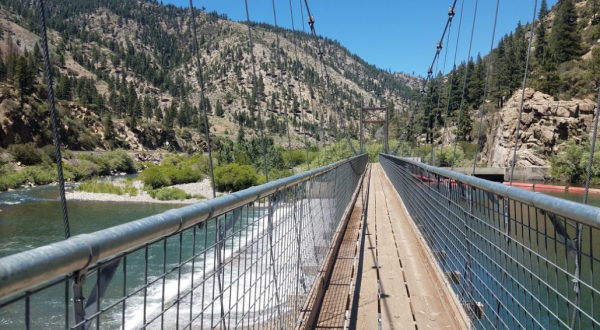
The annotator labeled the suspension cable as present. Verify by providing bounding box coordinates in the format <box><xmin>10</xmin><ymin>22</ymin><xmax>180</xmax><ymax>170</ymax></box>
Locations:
<box><xmin>438</xmin><ymin>0</ymin><xmax>466</xmax><ymax>164</ymax></box>
<box><xmin>472</xmin><ymin>0</ymin><xmax>501</xmax><ymax>175</ymax></box>
<box><xmin>271</xmin><ymin>0</ymin><xmax>295</xmax><ymax>174</ymax></box>
<box><xmin>497</xmin><ymin>2</ymin><xmax>538</xmax><ymax>329</ymax></box>
<box><xmin>36</xmin><ymin>0</ymin><xmax>71</xmax><ymax>239</ymax></box>
<box><xmin>450</xmin><ymin>0</ymin><xmax>479</xmax><ymax>171</ymax></box>
<box><xmin>429</xmin><ymin>20</ymin><xmax>454</xmax><ymax>165</ymax></box>
<box><xmin>189</xmin><ymin>0</ymin><xmax>216</xmax><ymax>198</ymax></box>
<box><xmin>391</xmin><ymin>0</ymin><xmax>459</xmax><ymax>156</ymax></box>
<box><xmin>508</xmin><ymin>1</ymin><xmax>537</xmax><ymax>184</ymax></box>
<box><xmin>288</xmin><ymin>0</ymin><xmax>311</xmax><ymax>169</ymax></box>
<box><xmin>302</xmin><ymin>0</ymin><xmax>358</xmax><ymax>156</ymax></box>
<box><xmin>298</xmin><ymin>0</ymin><xmax>322</xmax><ymax>167</ymax></box>
<box><xmin>244</xmin><ymin>0</ymin><xmax>270</xmax><ymax>182</ymax></box>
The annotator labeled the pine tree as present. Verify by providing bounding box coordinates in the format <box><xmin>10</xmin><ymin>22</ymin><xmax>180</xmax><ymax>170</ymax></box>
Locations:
<box><xmin>550</xmin><ymin>0</ymin><xmax>582</xmax><ymax>63</ymax></box>
<box><xmin>535</xmin><ymin>18</ymin><xmax>548</xmax><ymax>61</ymax></box>
<box><xmin>15</xmin><ymin>55</ymin><xmax>34</xmax><ymax>107</ymax></box>
<box><xmin>539</xmin><ymin>0</ymin><xmax>549</xmax><ymax>19</ymax></box>
<box><xmin>216</xmin><ymin>100</ymin><xmax>224</xmax><ymax>117</ymax></box>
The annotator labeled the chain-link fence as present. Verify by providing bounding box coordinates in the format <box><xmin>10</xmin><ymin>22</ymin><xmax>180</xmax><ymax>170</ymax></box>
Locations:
<box><xmin>380</xmin><ymin>154</ymin><xmax>600</xmax><ymax>330</ymax></box>
<box><xmin>0</xmin><ymin>154</ymin><xmax>367</xmax><ymax>330</ymax></box>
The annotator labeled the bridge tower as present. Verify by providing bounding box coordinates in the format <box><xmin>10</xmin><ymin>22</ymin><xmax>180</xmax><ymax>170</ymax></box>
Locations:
<box><xmin>361</xmin><ymin>106</ymin><xmax>389</xmax><ymax>153</ymax></box>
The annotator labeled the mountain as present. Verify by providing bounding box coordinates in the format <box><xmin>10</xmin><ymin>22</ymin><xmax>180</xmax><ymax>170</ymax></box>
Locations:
<box><xmin>0</xmin><ymin>0</ymin><xmax>418</xmax><ymax>152</ymax></box>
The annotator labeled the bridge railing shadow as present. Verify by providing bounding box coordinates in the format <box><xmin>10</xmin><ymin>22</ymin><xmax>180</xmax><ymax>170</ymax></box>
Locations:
<box><xmin>0</xmin><ymin>154</ymin><xmax>368</xmax><ymax>330</ymax></box>
<box><xmin>380</xmin><ymin>153</ymin><xmax>600</xmax><ymax>330</ymax></box>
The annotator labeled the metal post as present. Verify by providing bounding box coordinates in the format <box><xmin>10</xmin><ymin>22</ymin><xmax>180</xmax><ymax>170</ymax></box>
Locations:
<box><xmin>385</xmin><ymin>106</ymin><xmax>389</xmax><ymax>154</ymax></box>
<box><xmin>360</xmin><ymin>106</ymin><xmax>364</xmax><ymax>154</ymax></box>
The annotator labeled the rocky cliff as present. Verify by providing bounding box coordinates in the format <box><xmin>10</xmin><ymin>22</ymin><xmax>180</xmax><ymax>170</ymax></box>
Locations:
<box><xmin>485</xmin><ymin>88</ymin><xmax>597</xmax><ymax>168</ymax></box>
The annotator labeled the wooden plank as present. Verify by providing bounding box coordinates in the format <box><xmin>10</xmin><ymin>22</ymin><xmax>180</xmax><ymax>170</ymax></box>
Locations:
<box><xmin>371</xmin><ymin>166</ymin><xmax>416</xmax><ymax>329</ymax></box>
<box><xmin>315</xmin><ymin>179</ymin><xmax>365</xmax><ymax>328</ymax></box>
<box><xmin>376</xmin><ymin>164</ymin><xmax>470</xmax><ymax>329</ymax></box>
<box><xmin>355</xmin><ymin>172</ymin><xmax>379</xmax><ymax>330</ymax></box>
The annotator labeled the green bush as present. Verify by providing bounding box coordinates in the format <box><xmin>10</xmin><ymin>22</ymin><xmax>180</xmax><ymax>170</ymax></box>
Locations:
<box><xmin>104</xmin><ymin>149</ymin><xmax>137</xmax><ymax>173</ymax></box>
<box><xmin>139</xmin><ymin>165</ymin><xmax>171</xmax><ymax>189</ymax></box>
<box><xmin>8</xmin><ymin>144</ymin><xmax>48</xmax><ymax>165</ymax></box>
<box><xmin>70</xmin><ymin>159</ymin><xmax>101</xmax><ymax>181</ymax></box>
<box><xmin>20</xmin><ymin>165</ymin><xmax>57</xmax><ymax>185</ymax></box>
<box><xmin>214</xmin><ymin>164</ymin><xmax>260</xmax><ymax>192</ymax></box>
<box><xmin>77</xmin><ymin>154</ymin><xmax>111</xmax><ymax>175</ymax></box>
<box><xmin>148</xmin><ymin>187</ymin><xmax>190</xmax><ymax>201</ymax></box>
<box><xmin>551</xmin><ymin>141</ymin><xmax>600</xmax><ymax>182</ymax></box>
<box><xmin>77</xmin><ymin>180</ymin><xmax>139</xmax><ymax>196</ymax></box>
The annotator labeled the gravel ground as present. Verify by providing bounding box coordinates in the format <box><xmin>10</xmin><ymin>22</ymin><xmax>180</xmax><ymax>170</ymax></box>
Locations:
<box><xmin>66</xmin><ymin>179</ymin><xmax>223</xmax><ymax>204</ymax></box>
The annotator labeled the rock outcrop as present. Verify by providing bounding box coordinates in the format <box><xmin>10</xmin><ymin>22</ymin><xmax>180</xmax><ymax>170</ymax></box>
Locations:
<box><xmin>486</xmin><ymin>88</ymin><xmax>596</xmax><ymax>168</ymax></box>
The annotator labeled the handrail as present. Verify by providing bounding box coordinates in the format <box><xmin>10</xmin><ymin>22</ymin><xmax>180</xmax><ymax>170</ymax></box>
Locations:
<box><xmin>385</xmin><ymin>154</ymin><xmax>600</xmax><ymax>229</ymax></box>
<box><xmin>0</xmin><ymin>154</ymin><xmax>366</xmax><ymax>299</ymax></box>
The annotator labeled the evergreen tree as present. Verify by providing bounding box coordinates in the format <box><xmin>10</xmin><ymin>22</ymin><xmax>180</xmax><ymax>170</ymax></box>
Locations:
<box><xmin>550</xmin><ymin>0</ymin><xmax>582</xmax><ymax>63</ymax></box>
<box><xmin>535</xmin><ymin>18</ymin><xmax>548</xmax><ymax>61</ymax></box>
<box><xmin>539</xmin><ymin>0</ymin><xmax>549</xmax><ymax>19</ymax></box>
<box><xmin>216</xmin><ymin>100</ymin><xmax>224</xmax><ymax>117</ymax></box>
<box><xmin>15</xmin><ymin>55</ymin><xmax>34</xmax><ymax>107</ymax></box>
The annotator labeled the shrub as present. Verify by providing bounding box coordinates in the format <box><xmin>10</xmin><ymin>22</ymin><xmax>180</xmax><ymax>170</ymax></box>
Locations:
<box><xmin>8</xmin><ymin>144</ymin><xmax>47</xmax><ymax>165</ymax></box>
<box><xmin>20</xmin><ymin>165</ymin><xmax>57</xmax><ymax>185</ymax></box>
<box><xmin>139</xmin><ymin>165</ymin><xmax>171</xmax><ymax>189</ymax></box>
<box><xmin>104</xmin><ymin>149</ymin><xmax>137</xmax><ymax>173</ymax></box>
<box><xmin>214</xmin><ymin>164</ymin><xmax>260</xmax><ymax>192</ymax></box>
<box><xmin>77</xmin><ymin>154</ymin><xmax>111</xmax><ymax>175</ymax></box>
<box><xmin>77</xmin><ymin>180</ymin><xmax>139</xmax><ymax>196</ymax></box>
<box><xmin>551</xmin><ymin>141</ymin><xmax>600</xmax><ymax>182</ymax></box>
<box><xmin>148</xmin><ymin>187</ymin><xmax>190</xmax><ymax>201</ymax></box>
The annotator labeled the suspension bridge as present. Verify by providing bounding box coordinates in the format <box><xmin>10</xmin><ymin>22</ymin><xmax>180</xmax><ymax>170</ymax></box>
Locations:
<box><xmin>1</xmin><ymin>0</ymin><xmax>600</xmax><ymax>329</ymax></box>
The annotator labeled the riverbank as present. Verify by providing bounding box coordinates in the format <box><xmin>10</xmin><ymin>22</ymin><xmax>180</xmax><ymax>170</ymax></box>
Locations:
<box><xmin>66</xmin><ymin>178</ymin><xmax>224</xmax><ymax>204</ymax></box>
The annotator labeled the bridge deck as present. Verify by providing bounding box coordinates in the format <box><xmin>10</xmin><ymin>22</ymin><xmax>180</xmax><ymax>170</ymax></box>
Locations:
<box><xmin>314</xmin><ymin>164</ymin><xmax>469</xmax><ymax>329</ymax></box>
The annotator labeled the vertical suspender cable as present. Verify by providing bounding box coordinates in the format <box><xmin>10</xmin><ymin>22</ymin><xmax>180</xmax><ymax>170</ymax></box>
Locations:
<box><xmin>244</xmin><ymin>0</ymin><xmax>270</xmax><ymax>182</ymax></box>
<box><xmin>450</xmin><ymin>0</ymin><xmax>479</xmax><ymax>171</ymax></box>
<box><xmin>302</xmin><ymin>0</ymin><xmax>358</xmax><ymax>157</ymax></box>
<box><xmin>298</xmin><ymin>0</ymin><xmax>322</xmax><ymax>167</ymax></box>
<box><xmin>36</xmin><ymin>0</ymin><xmax>71</xmax><ymax>239</ymax></box>
<box><xmin>391</xmin><ymin>0</ymin><xmax>459</xmax><ymax>156</ymax></box>
<box><xmin>438</xmin><ymin>0</ymin><xmax>465</xmax><ymax>165</ymax></box>
<box><xmin>472</xmin><ymin>0</ymin><xmax>501</xmax><ymax>175</ymax></box>
<box><xmin>508</xmin><ymin>1</ymin><xmax>537</xmax><ymax>184</ymax></box>
<box><xmin>497</xmin><ymin>2</ymin><xmax>537</xmax><ymax>329</ymax></box>
<box><xmin>430</xmin><ymin>20</ymin><xmax>453</xmax><ymax>165</ymax></box>
<box><xmin>288</xmin><ymin>0</ymin><xmax>311</xmax><ymax>168</ymax></box>
<box><xmin>189</xmin><ymin>0</ymin><xmax>216</xmax><ymax>198</ymax></box>
<box><xmin>571</xmin><ymin>84</ymin><xmax>600</xmax><ymax>330</ymax></box>
<box><xmin>271</xmin><ymin>0</ymin><xmax>295</xmax><ymax>174</ymax></box>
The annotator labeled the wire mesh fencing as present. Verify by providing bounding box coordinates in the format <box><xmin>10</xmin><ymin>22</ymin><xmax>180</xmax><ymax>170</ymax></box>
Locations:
<box><xmin>380</xmin><ymin>154</ymin><xmax>600</xmax><ymax>330</ymax></box>
<box><xmin>0</xmin><ymin>154</ymin><xmax>367</xmax><ymax>330</ymax></box>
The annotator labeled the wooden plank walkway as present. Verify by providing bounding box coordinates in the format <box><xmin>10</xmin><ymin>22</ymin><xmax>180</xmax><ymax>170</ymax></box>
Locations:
<box><xmin>314</xmin><ymin>164</ymin><xmax>470</xmax><ymax>330</ymax></box>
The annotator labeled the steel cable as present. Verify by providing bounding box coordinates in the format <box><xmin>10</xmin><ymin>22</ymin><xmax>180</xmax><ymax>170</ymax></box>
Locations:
<box><xmin>302</xmin><ymin>0</ymin><xmax>358</xmax><ymax>156</ymax></box>
<box><xmin>244</xmin><ymin>0</ymin><xmax>270</xmax><ymax>182</ymax></box>
<box><xmin>189</xmin><ymin>0</ymin><xmax>216</xmax><ymax>198</ymax></box>
<box><xmin>438</xmin><ymin>0</ymin><xmax>466</xmax><ymax>164</ymax></box>
<box><xmin>35</xmin><ymin>0</ymin><xmax>71</xmax><ymax>239</ymax></box>
<box><xmin>450</xmin><ymin>0</ymin><xmax>479</xmax><ymax>171</ymax></box>
<box><xmin>288</xmin><ymin>0</ymin><xmax>311</xmax><ymax>170</ymax></box>
<box><xmin>499</xmin><ymin>2</ymin><xmax>537</xmax><ymax>329</ymax></box>
<box><xmin>472</xmin><ymin>0</ymin><xmax>501</xmax><ymax>175</ymax></box>
<box><xmin>391</xmin><ymin>0</ymin><xmax>459</xmax><ymax>156</ymax></box>
<box><xmin>271</xmin><ymin>0</ymin><xmax>295</xmax><ymax>174</ymax></box>
<box><xmin>429</xmin><ymin>22</ymin><xmax>453</xmax><ymax>165</ymax></box>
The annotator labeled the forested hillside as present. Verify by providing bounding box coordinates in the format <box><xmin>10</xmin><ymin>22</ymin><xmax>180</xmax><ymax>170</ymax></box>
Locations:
<box><xmin>0</xmin><ymin>0</ymin><xmax>417</xmax><ymax>152</ymax></box>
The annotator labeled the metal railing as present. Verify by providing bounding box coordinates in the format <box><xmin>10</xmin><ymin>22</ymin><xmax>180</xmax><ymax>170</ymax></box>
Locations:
<box><xmin>380</xmin><ymin>154</ymin><xmax>600</xmax><ymax>330</ymax></box>
<box><xmin>0</xmin><ymin>154</ymin><xmax>368</xmax><ymax>330</ymax></box>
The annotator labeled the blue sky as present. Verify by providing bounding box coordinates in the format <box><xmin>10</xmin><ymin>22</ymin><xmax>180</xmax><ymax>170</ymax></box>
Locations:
<box><xmin>164</xmin><ymin>0</ymin><xmax>558</xmax><ymax>77</ymax></box>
